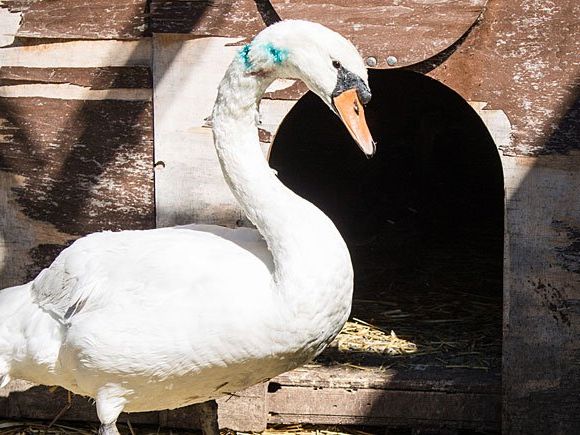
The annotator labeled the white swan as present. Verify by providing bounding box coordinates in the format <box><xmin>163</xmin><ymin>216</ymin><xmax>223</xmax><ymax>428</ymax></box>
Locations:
<box><xmin>0</xmin><ymin>20</ymin><xmax>374</xmax><ymax>433</ymax></box>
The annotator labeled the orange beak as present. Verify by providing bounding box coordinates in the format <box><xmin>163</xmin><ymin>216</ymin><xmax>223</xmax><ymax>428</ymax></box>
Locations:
<box><xmin>333</xmin><ymin>89</ymin><xmax>376</xmax><ymax>157</ymax></box>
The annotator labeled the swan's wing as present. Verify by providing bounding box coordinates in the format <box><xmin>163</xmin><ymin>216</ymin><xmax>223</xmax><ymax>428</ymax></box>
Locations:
<box><xmin>31</xmin><ymin>226</ymin><xmax>273</xmax><ymax>323</ymax></box>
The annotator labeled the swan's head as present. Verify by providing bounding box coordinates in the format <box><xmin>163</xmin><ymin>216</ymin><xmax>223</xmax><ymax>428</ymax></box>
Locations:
<box><xmin>242</xmin><ymin>20</ymin><xmax>375</xmax><ymax>156</ymax></box>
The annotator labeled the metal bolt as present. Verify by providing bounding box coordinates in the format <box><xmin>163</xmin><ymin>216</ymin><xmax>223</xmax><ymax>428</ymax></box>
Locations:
<box><xmin>386</xmin><ymin>55</ymin><xmax>398</xmax><ymax>67</ymax></box>
<box><xmin>365</xmin><ymin>56</ymin><xmax>377</xmax><ymax>67</ymax></box>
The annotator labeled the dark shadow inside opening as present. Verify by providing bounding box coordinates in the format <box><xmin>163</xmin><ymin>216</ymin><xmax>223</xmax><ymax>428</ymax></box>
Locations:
<box><xmin>270</xmin><ymin>70</ymin><xmax>504</xmax><ymax>373</ymax></box>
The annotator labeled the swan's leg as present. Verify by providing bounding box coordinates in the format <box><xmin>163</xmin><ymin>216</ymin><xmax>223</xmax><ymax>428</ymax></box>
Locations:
<box><xmin>95</xmin><ymin>385</ymin><xmax>127</xmax><ymax>435</ymax></box>
<box><xmin>97</xmin><ymin>422</ymin><xmax>120</xmax><ymax>435</ymax></box>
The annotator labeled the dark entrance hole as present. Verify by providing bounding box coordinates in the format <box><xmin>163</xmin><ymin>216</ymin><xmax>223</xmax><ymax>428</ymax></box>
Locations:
<box><xmin>270</xmin><ymin>70</ymin><xmax>504</xmax><ymax>373</ymax></box>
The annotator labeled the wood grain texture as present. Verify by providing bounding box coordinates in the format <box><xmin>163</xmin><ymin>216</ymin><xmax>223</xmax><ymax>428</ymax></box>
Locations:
<box><xmin>150</xmin><ymin>0</ymin><xmax>267</xmax><ymax>38</ymax></box>
<box><xmin>267</xmin><ymin>386</ymin><xmax>500</xmax><ymax>430</ymax></box>
<box><xmin>501</xmin><ymin>154</ymin><xmax>580</xmax><ymax>435</ymax></box>
<box><xmin>0</xmin><ymin>0</ymin><xmax>149</xmax><ymax>40</ymax></box>
<box><xmin>0</xmin><ymin>95</ymin><xmax>154</xmax><ymax>285</ymax></box>
<box><xmin>217</xmin><ymin>383</ymin><xmax>268</xmax><ymax>432</ymax></box>
<box><xmin>150</xmin><ymin>0</ymin><xmax>487</xmax><ymax>67</ymax></box>
<box><xmin>153</xmin><ymin>34</ymin><xmax>253</xmax><ymax>228</ymax></box>
<box><xmin>0</xmin><ymin>67</ymin><xmax>151</xmax><ymax>89</ymax></box>
<box><xmin>0</xmin><ymin>39</ymin><xmax>151</xmax><ymax>68</ymax></box>
<box><xmin>270</xmin><ymin>0</ymin><xmax>486</xmax><ymax>68</ymax></box>
<box><xmin>268</xmin><ymin>365</ymin><xmax>500</xmax><ymax>430</ymax></box>
<box><xmin>272</xmin><ymin>365</ymin><xmax>500</xmax><ymax>394</ymax></box>
<box><xmin>429</xmin><ymin>0</ymin><xmax>580</xmax><ymax>157</ymax></box>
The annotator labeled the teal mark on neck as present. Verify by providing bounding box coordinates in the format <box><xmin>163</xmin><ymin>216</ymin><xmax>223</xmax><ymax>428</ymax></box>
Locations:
<box><xmin>264</xmin><ymin>42</ymin><xmax>288</xmax><ymax>64</ymax></box>
<box><xmin>239</xmin><ymin>44</ymin><xmax>252</xmax><ymax>69</ymax></box>
<box><xmin>239</xmin><ymin>42</ymin><xmax>289</xmax><ymax>70</ymax></box>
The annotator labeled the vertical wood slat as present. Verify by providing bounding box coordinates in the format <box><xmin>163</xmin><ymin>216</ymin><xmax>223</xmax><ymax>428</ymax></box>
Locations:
<box><xmin>152</xmin><ymin>34</ymin><xmax>297</xmax><ymax>228</ymax></box>
<box><xmin>152</xmin><ymin>34</ymin><xmax>244</xmax><ymax>228</ymax></box>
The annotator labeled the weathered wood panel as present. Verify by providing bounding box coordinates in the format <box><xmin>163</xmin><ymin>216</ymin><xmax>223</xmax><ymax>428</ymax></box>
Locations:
<box><xmin>268</xmin><ymin>365</ymin><xmax>500</xmax><ymax>430</ymax></box>
<box><xmin>150</xmin><ymin>0</ymin><xmax>267</xmax><ymax>38</ymax></box>
<box><xmin>425</xmin><ymin>1</ymin><xmax>580</xmax><ymax>433</ymax></box>
<box><xmin>0</xmin><ymin>66</ymin><xmax>151</xmax><ymax>89</ymax></box>
<box><xmin>0</xmin><ymin>95</ymin><xmax>154</xmax><ymax>284</ymax></box>
<box><xmin>270</xmin><ymin>0</ymin><xmax>487</xmax><ymax>68</ymax></box>
<box><xmin>151</xmin><ymin>0</ymin><xmax>487</xmax><ymax>68</ymax></box>
<box><xmin>501</xmin><ymin>153</ymin><xmax>580</xmax><ymax>434</ymax></box>
<box><xmin>0</xmin><ymin>40</ymin><xmax>154</xmax><ymax>288</ymax></box>
<box><xmin>152</xmin><ymin>34</ymin><xmax>242</xmax><ymax>228</ymax></box>
<box><xmin>0</xmin><ymin>0</ymin><xmax>149</xmax><ymax>40</ymax></box>
<box><xmin>217</xmin><ymin>383</ymin><xmax>268</xmax><ymax>432</ymax></box>
<box><xmin>0</xmin><ymin>39</ymin><xmax>151</xmax><ymax>67</ymax></box>
<box><xmin>267</xmin><ymin>386</ymin><xmax>500</xmax><ymax>430</ymax></box>
<box><xmin>272</xmin><ymin>365</ymin><xmax>501</xmax><ymax>394</ymax></box>
<box><xmin>430</xmin><ymin>1</ymin><xmax>580</xmax><ymax>157</ymax></box>
<box><xmin>152</xmin><ymin>33</ymin><xmax>297</xmax><ymax>228</ymax></box>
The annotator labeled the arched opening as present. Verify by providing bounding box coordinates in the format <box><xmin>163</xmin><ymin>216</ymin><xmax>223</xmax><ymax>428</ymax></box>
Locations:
<box><xmin>270</xmin><ymin>70</ymin><xmax>503</xmax><ymax>374</ymax></box>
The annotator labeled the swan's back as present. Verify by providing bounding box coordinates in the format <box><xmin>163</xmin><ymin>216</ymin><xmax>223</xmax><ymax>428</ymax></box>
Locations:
<box><xmin>33</xmin><ymin>226</ymin><xmax>274</xmax><ymax>322</ymax></box>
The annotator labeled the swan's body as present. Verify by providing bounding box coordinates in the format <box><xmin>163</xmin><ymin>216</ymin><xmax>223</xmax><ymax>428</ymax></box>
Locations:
<box><xmin>0</xmin><ymin>20</ymin><xmax>374</xmax><ymax>431</ymax></box>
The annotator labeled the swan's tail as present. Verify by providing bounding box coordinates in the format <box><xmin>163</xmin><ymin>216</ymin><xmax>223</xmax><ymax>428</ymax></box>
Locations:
<box><xmin>0</xmin><ymin>282</ymin><xmax>35</xmax><ymax>387</ymax></box>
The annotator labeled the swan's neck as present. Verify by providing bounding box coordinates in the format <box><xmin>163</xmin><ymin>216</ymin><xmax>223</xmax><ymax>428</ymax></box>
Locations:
<box><xmin>212</xmin><ymin>60</ymin><xmax>353</xmax><ymax>329</ymax></box>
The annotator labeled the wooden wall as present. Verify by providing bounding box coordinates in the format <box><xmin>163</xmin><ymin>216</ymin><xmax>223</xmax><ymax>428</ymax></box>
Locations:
<box><xmin>1</xmin><ymin>0</ymin><xmax>579</xmax><ymax>433</ymax></box>
<box><xmin>0</xmin><ymin>0</ymin><xmax>154</xmax><ymax>289</ymax></box>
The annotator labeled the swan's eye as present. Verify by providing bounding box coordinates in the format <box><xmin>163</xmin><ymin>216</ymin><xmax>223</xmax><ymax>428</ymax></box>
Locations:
<box><xmin>332</xmin><ymin>60</ymin><xmax>341</xmax><ymax>69</ymax></box>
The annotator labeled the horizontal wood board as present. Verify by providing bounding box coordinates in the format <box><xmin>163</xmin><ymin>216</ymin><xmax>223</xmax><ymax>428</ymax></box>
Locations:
<box><xmin>272</xmin><ymin>365</ymin><xmax>500</xmax><ymax>394</ymax></box>
<box><xmin>270</xmin><ymin>0</ymin><xmax>487</xmax><ymax>68</ymax></box>
<box><xmin>0</xmin><ymin>66</ymin><xmax>151</xmax><ymax>89</ymax></box>
<box><xmin>267</xmin><ymin>387</ymin><xmax>499</xmax><ymax>430</ymax></box>
<box><xmin>150</xmin><ymin>0</ymin><xmax>268</xmax><ymax>38</ymax></box>
<box><xmin>0</xmin><ymin>0</ymin><xmax>150</xmax><ymax>40</ymax></box>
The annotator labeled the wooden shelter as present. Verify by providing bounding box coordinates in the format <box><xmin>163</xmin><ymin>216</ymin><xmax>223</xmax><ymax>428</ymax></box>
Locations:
<box><xmin>0</xmin><ymin>1</ymin><xmax>578</xmax><ymax>434</ymax></box>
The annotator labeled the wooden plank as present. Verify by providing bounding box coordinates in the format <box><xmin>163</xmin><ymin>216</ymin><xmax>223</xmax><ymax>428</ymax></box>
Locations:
<box><xmin>267</xmin><ymin>385</ymin><xmax>500</xmax><ymax>430</ymax></box>
<box><xmin>0</xmin><ymin>0</ymin><xmax>149</xmax><ymax>40</ymax></box>
<box><xmin>272</xmin><ymin>365</ymin><xmax>500</xmax><ymax>394</ymax></box>
<box><xmin>152</xmin><ymin>34</ymin><xmax>246</xmax><ymax>228</ymax></box>
<box><xmin>0</xmin><ymin>66</ymin><xmax>151</xmax><ymax>89</ymax></box>
<box><xmin>270</xmin><ymin>0</ymin><xmax>487</xmax><ymax>68</ymax></box>
<box><xmin>0</xmin><ymin>384</ymin><xmax>210</xmax><ymax>430</ymax></box>
<box><xmin>501</xmin><ymin>154</ymin><xmax>580</xmax><ymax>434</ymax></box>
<box><xmin>150</xmin><ymin>0</ymin><xmax>266</xmax><ymax>38</ymax></box>
<box><xmin>217</xmin><ymin>383</ymin><xmax>268</xmax><ymax>432</ymax></box>
<box><xmin>0</xmin><ymin>3</ymin><xmax>21</xmax><ymax>47</ymax></box>
<box><xmin>0</xmin><ymin>170</ymin><xmax>73</xmax><ymax>289</ymax></box>
<box><xmin>264</xmin><ymin>79</ymin><xmax>309</xmax><ymax>101</ymax></box>
<box><xmin>0</xmin><ymin>39</ymin><xmax>151</xmax><ymax>68</ymax></box>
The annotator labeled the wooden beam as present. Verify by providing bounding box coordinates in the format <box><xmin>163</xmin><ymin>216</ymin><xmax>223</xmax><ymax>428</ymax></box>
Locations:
<box><xmin>267</xmin><ymin>365</ymin><xmax>500</xmax><ymax>430</ymax></box>
<box><xmin>267</xmin><ymin>386</ymin><xmax>500</xmax><ymax>430</ymax></box>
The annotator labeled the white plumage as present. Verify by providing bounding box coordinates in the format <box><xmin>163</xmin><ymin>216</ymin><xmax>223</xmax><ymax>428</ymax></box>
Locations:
<box><xmin>0</xmin><ymin>20</ymin><xmax>374</xmax><ymax>433</ymax></box>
